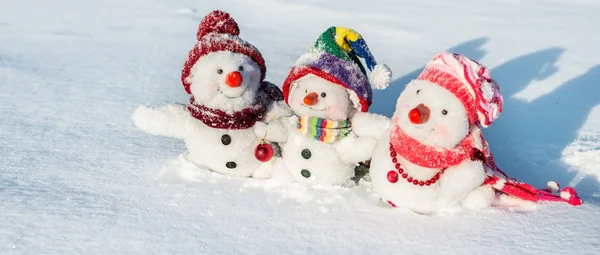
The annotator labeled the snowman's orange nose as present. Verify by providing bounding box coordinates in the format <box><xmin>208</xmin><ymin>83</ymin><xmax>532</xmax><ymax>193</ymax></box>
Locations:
<box><xmin>303</xmin><ymin>92</ymin><xmax>319</xmax><ymax>106</ymax></box>
<box><xmin>409</xmin><ymin>104</ymin><xmax>430</xmax><ymax>124</ymax></box>
<box><xmin>225</xmin><ymin>71</ymin><xmax>243</xmax><ymax>87</ymax></box>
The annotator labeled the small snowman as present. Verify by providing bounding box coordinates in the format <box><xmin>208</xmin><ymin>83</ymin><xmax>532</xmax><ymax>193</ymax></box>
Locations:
<box><xmin>255</xmin><ymin>27</ymin><xmax>392</xmax><ymax>186</ymax></box>
<box><xmin>133</xmin><ymin>10</ymin><xmax>291</xmax><ymax>178</ymax></box>
<box><xmin>354</xmin><ymin>52</ymin><xmax>582</xmax><ymax>214</ymax></box>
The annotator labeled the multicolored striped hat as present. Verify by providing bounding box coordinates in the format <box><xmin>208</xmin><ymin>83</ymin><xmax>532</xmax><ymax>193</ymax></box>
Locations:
<box><xmin>282</xmin><ymin>27</ymin><xmax>392</xmax><ymax>112</ymax></box>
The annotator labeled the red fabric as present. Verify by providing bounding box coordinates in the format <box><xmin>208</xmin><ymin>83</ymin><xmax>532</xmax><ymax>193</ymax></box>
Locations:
<box><xmin>388</xmin><ymin>115</ymin><xmax>582</xmax><ymax>206</ymax></box>
<box><xmin>389</xmin><ymin>116</ymin><xmax>476</xmax><ymax>169</ymax></box>
<box><xmin>483</xmin><ymin>175</ymin><xmax>582</xmax><ymax>206</ymax></box>
<box><xmin>281</xmin><ymin>66</ymin><xmax>370</xmax><ymax>112</ymax></box>
<box><xmin>416</xmin><ymin>52</ymin><xmax>503</xmax><ymax>128</ymax></box>
<box><xmin>477</xmin><ymin>135</ymin><xmax>582</xmax><ymax>206</ymax></box>
<box><xmin>455</xmin><ymin>54</ymin><xmax>503</xmax><ymax>127</ymax></box>
<box><xmin>388</xmin><ymin>143</ymin><xmax>445</xmax><ymax>186</ymax></box>
<box><xmin>196</xmin><ymin>10</ymin><xmax>239</xmax><ymax>40</ymax></box>
<box><xmin>187</xmin><ymin>97</ymin><xmax>267</xmax><ymax>130</ymax></box>
<box><xmin>417</xmin><ymin>67</ymin><xmax>478</xmax><ymax>125</ymax></box>
<box><xmin>181</xmin><ymin>11</ymin><xmax>266</xmax><ymax>94</ymax></box>
<box><xmin>483</xmin><ymin>176</ymin><xmax>540</xmax><ymax>202</ymax></box>
<box><xmin>479</xmin><ymin>140</ymin><xmax>582</xmax><ymax>206</ymax></box>
<box><xmin>387</xmin><ymin>200</ymin><xmax>397</xmax><ymax>207</ymax></box>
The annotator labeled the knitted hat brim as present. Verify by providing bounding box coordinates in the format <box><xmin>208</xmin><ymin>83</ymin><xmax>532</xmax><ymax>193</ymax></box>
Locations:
<box><xmin>417</xmin><ymin>66</ymin><xmax>477</xmax><ymax>125</ymax></box>
<box><xmin>181</xmin><ymin>33</ymin><xmax>266</xmax><ymax>94</ymax></box>
<box><xmin>282</xmin><ymin>66</ymin><xmax>370</xmax><ymax>112</ymax></box>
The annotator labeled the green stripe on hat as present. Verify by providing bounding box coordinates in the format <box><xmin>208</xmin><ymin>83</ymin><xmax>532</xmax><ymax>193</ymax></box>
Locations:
<box><xmin>308</xmin><ymin>27</ymin><xmax>368</xmax><ymax>75</ymax></box>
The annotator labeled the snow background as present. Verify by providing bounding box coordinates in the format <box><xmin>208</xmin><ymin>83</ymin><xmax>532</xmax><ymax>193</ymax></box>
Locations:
<box><xmin>1</xmin><ymin>0</ymin><xmax>599</xmax><ymax>254</ymax></box>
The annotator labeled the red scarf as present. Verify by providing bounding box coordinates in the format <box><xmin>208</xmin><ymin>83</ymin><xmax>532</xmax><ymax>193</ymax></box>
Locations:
<box><xmin>187</xmin><ymin>97</ymin><xmax>267</xmax><ymax>130</ymax></box>
<box><xmin>388</xmin><ymin>116</ymin><xmax>583</xmax><ymax>206</ymax></box>
<box><xmin>389</xmin><ymin>116</ymin><xmax>476</xmax><ymax>169</ymax></box>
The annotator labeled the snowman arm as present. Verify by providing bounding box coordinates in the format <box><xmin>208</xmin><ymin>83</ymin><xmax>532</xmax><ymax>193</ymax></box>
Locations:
<box><xmin>334</xmin><ymin>134</ymin><xmax>378</xmax><ymax>164</ymax></box>
<box><xmin>131</xmin><ymin>104</ymin><xmax>192</xmax><ymax>139</ymax></box>
<box><xmin>263</xmin><ymin>100</ymin><xmax>293</xmax><ymax>123</ymax></box>
<box><xmin>437</xmin><ymin>160</ymin><xmax>487</xmax><ymax>202</ymax></box>
<box><xmin>351</xmin><ymin>112</ymin><xmax>391</xmax><ymax>140</ymax></box>
<box><xmin>254</xmin><ymin>116</ymin><xmax>295</xmax><ymax>143</ymax></box>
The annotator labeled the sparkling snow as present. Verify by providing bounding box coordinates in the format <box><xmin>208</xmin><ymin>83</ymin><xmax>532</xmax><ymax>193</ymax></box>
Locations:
<box><xmin>1</xmin><ymin>0</ymin><xmax>600</xmax><ymax>254</ymax></box>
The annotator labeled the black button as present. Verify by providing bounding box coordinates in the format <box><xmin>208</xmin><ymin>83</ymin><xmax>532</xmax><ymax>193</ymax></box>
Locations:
<box><xmin>221</xmin><ymin>134</ymin><xmax>231</xmax><ymax>145</ymax></box>
<box><xmin>301</xmin><ymin>169</ymin><xmax>311</xmax><ymax>178</ymax></box>
<box><xmin>301</xmin><ymin>149</ymin><xmax>311</xmax><ymax>159</ymax></box>
<box><xmin>226</xmin><ymin>161</ymin><xmax>237</xmax><ymax>169</ymax></box>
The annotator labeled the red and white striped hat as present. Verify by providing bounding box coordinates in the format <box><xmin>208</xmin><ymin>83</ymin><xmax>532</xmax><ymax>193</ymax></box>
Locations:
<box><xmin>416</xmin><ymin>52</ymin><xmax>503</xmax><ymax>128</ymax></box>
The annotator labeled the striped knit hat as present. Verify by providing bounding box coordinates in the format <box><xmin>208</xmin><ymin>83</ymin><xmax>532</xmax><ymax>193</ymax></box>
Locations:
<box><xmin>282</xmin><ymin>27</ymin><xmax>392</xmax><ymax>112</ymax></box>
<box><xmin>416</xmin><ymin>52</ymin><xmax>503</xmax><ymax>128</ymax></box>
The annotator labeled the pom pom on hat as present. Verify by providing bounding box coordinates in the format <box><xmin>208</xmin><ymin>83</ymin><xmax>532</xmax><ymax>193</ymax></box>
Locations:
<box><xmin>560</xmin><ymin>187</ymin><xmax>583</xmax><ymax>206</ymax></box>
<box><xmin>340</xmin><ymin>30</ymin><xmax>392</xmax><ymax>90</ymax></box>
<box><xmin>546</xmin><ymin>181</ymin><xmax>560</xmax><ymax>193</ymax></box>
<box><xmin>197</xmin><ymin>10</ymin><xmax>240</xmax><ymax>40</ymax></box>
<box><xmin>370</xmin><ymin>64</ymin><xmax>392</xmax><ymax>89</ymax></box>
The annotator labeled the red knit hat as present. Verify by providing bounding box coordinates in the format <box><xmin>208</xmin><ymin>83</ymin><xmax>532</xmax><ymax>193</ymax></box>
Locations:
<box><xmin>181</xmin><ymin>10</ymin><xmax>266</xmax><ymax>94</ymax></box>
<box><xmin>416</xmin><ymin>52</ymin><xmax>503</xmax><ymax>128</ymax></box>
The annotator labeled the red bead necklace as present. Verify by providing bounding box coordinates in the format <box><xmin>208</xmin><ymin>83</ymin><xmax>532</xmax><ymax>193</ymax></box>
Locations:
<box><xmin>386</xmin><ymin>143</ymin><xmax>446</xmax><ymax>186</ymax></box>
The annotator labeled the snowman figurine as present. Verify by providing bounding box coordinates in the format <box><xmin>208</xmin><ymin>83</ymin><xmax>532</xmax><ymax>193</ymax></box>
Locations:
<box><xmin>255</xmin><ymin>27</ymin><xmax>392</xmax><ymax>186</ymax></box>
<box><xmin>132</xmin><ymin>10</ymin><xmax>291</xmax><ymax>178</ymax></box>
<box><xmin>354</xmin><ymin>52</ymin><xmax>582</xmax><ymax>214</ymax></box>
<box><xmin>353</xmin><ymin>52</ymin><xmax>503</xmax><ymax>213</ymax></box>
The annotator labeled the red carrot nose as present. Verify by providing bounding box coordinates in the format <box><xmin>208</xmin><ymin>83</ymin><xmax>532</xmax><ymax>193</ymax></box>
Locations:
<box><xmin>408</xmin><ymin>104</ymin><xmax>430</xmax><ymax>124</ymax></box>
<box><xmin>303</xmin><ymin>92</ymin><xmax>319</xmax><ymax>106</ymax></box>
<box><xmin>225</xmin><ymin>71</ymin><xmax>243</xmax><ymax>87</ymax></box>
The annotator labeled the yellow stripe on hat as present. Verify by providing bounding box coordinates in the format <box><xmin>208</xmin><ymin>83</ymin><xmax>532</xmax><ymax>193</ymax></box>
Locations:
<box><xmin>334</xmin><ymin>27</ymin><xmax>362</xmax><ymax>52</ymax></box>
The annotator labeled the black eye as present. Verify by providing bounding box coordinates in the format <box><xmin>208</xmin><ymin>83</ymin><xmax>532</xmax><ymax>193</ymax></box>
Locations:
<box><xmin>442</xmin><ymin>109</ymin><xmax>448</xmax><ymax>115</ymax></box>
<box><xmin>321</xmin><ymin>93</ymin><xmax>327</xmax><ymax>98</ymax></box>
<box><xmin>416</xmin><ymin>89</ymin><xmax>420</xmax><ymax>95</ymax></box>
<box><xmin>238</xmin><ymin>66</ymin><xmax>244</xmax><ymax>72</ymax></box>
<box><xmin>217</xmin><ymin>69</ymin><xmax>223</xmax><ymax>74</ymax></box>
<box><xmin>305</xmin><ymin>89</ymin><xmax>308</xmax><ymax>93</ymax></box>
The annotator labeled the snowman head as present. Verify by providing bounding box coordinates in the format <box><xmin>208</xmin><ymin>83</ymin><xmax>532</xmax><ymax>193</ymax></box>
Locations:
<box><xmin>187</xmin><ymin>51</ymin><xmax>262</xmax><ymax>111</ymax></box>
<box><xmin>394</xmin><ymin>80</ymin><xmax>470</xmax><ymax>149</ymax></box>
<box><xmin>282</xmin><ymin>52</ymin><xmax>384</xmax><ymax>120</ymax></box>
<box><xmin>287</xmin><ymin>74</ymin><xmax>358</xmax><ymax>120</ymax></box>
<box><xmin>393</xmin><ymin>52</ymin><xmax>503</xmax><ymax>149</ymax></box>
<box><xmin>282</xmin><ymin>27</ymin><xmax>395</xmax><ymax>121</ymax></box>
<box><xmin>181</xmin><ymin>10</ymin><xmax>267</xmax><ymax>111</ymax></box>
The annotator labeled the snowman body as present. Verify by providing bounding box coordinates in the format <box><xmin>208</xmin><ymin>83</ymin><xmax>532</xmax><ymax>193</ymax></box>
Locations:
<box><xmin>133</xmin><ymin>51</ymin><xmax>290</xmax><ymax>178</ymax></box>
<box><xmin>257</xmin><ymin>75</ymin><xmax>376</xmax><ymax>185</ymax></box>
<box><xmin>281</xmin><ymin>126</ymin><xmax>356</xmax><ymax>185</ymax></box>
<box><xmin>274</xmin><ymin>115</ymin><xmax>367</xmax><ymax>185</ymax></box>
<box><xmin>369</xmin><ymin>133</ymin><xmax>490</xmax><ymax>213</ymax></box>
<box><xmin>360</xmin><ymin>80</ymin><xmax>494</xmax><ymax>213</ymax></box>
<box><xmin>185</xmin><ymin>119</ymin><xmax>271</xmax><ymax>177</ymax></box>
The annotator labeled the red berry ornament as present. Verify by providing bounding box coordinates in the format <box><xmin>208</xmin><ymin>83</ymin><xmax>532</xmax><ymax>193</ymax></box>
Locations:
<box><xmin>387</xmin><ymin>171</ymin><xmax>399</xmax><ymax>183</ymax></box>
<box><xmin>254</xmin><ymin>142</ymin><xmax>273</xmax><ymax>162</ymax></box>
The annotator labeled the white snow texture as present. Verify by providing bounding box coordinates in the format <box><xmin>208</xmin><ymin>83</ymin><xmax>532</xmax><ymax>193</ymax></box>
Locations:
<box><xmin>2</xmin><ymin>0</ymin><xmax>600</xmax><ymax>254</ymax></box>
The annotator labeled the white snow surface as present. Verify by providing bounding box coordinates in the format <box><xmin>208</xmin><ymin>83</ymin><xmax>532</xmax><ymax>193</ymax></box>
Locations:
<box><xmin>2</xmin><ymin>0</ymin><xmax>600</xmax><ymax>254</ymax></box>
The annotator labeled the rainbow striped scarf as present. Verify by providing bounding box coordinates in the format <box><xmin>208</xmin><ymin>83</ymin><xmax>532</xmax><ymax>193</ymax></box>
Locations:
<box><xmin>297</xmin><ymin>116</ymin><xmax>351</xmax><ymax>143</ymax></box>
